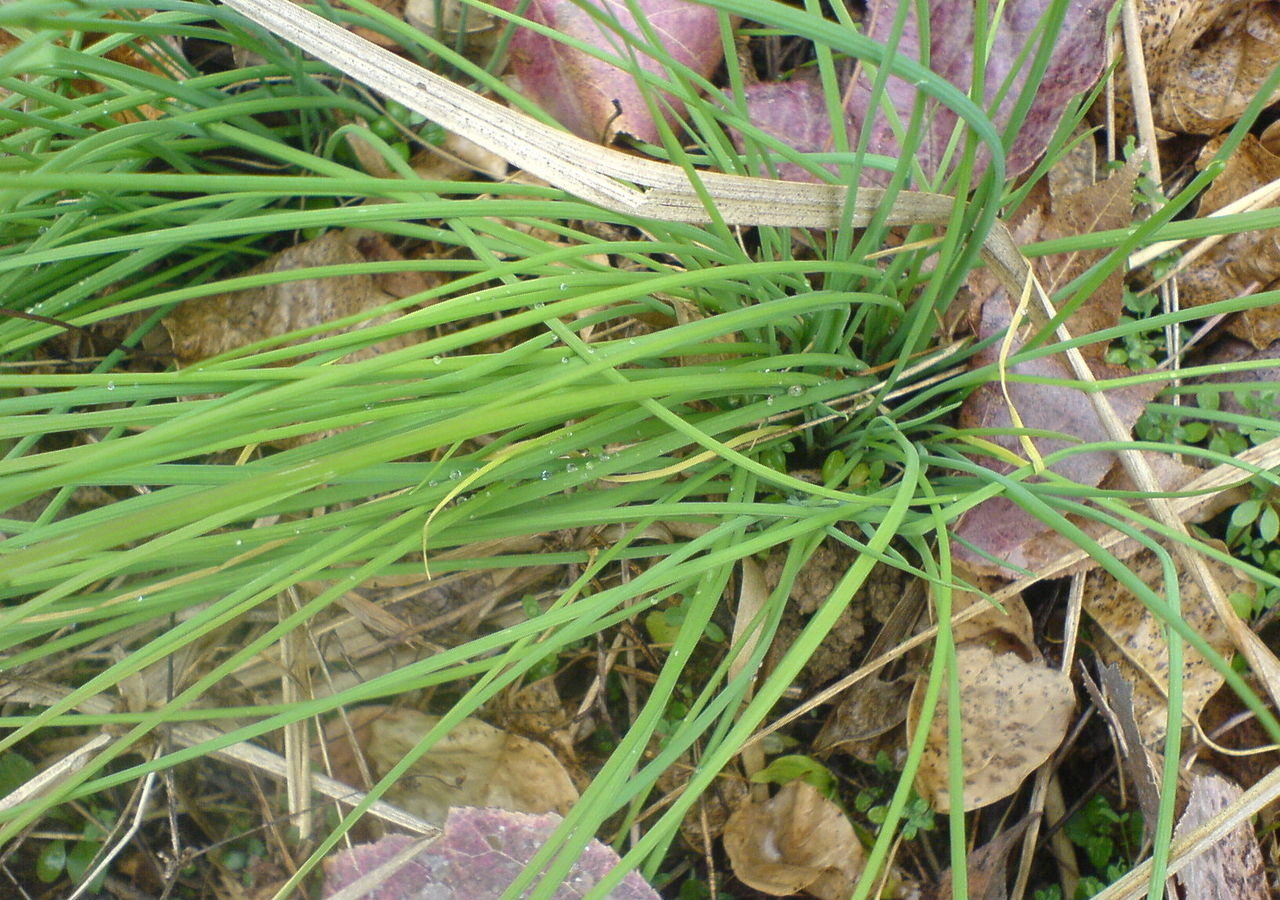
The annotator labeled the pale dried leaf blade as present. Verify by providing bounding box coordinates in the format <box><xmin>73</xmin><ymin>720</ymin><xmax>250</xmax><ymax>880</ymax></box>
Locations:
<box><xmin>219</xmin><ymin>0</ymin><xmax>1038</xmax><ymax>301</ymax></box>
<box><xmin>722</xmin><ymin>781</ymin><xmax>865</xmax><ymax>900</ymax></box>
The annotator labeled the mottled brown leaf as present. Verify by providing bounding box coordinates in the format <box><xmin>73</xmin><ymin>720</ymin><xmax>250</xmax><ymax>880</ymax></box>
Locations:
<box><xmin>814</xmin><ymin>676</ymin><xmax>913</xmax><ymax>752</ymax></box>
<box><xmin>909</xmin><ymin>643</ymin><xmax>1074</xmax><ymax>812</ymax></box>
<box><xmin>163</xmin><ymin>229</ymin><xmax>433</xmax><ymax>365</ymax></box>
<box><xmin>1083</xmin><ymin>542</ymin><xmax>1246</xmax><ymax>748</ymax></box>
<box><xmin>1151</xmin><ymin>1</ymin><xmax>1280</xmax><ymax>134</ymax></box>
<box><xmin>1179</xmin><ymin>135</ymin><xmax>1280</xmax><ymax>348</ymax></box>
<box><xmin>319</xmin><ymin>706</ymin><xmax>578</xmax><ymax>826</ymax></box>
<box><xmin>1037</xmin><ymin>157</ymin><xmax>1140</xmax><ymax>346</ymax></box>
<box><xmin>923</xmin><ymin>816</ymin><xmax>1035</xmax><ymax>900</ymax></box>
<box><xmin>722</xmin><ymin>781</ymin><xmax>865</xmax><ymax>900</ymax></box>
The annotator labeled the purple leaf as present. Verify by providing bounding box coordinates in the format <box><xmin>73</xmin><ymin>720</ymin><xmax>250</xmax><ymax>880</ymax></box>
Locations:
<box><xmin>735</xmin><ymin>80</ymin><xmax>858</xmax><ymax>183</ymax></box>
<box><xmin>323</xmin><ymin>807</ymin><xmax>661</xmax><ymax>900</ymax></box>
<box><xmin>860</xmin><ymin>0</ymin><xmax>1109</xmax><ymax>182</ymax></box>
<box><xmin>736</xmin><ymin>0</ymin><xmax>1107</xmax><ymax>186</ymax></box>
<box><xmin>951</xmin><ymin>292</ymin><xmax>1160</xmax><ymax>573</ymax></box>
<box><xmin>493</xmin><ymin>0</ymin><xmax>724</xmax><ymax>144</ymax></box>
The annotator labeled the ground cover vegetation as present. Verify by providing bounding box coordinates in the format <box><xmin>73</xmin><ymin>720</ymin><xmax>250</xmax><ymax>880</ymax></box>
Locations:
<box><xmin>1</xmin><ymin>0</ymin><xmax>1280</xmax><ymax>898</ymax></box>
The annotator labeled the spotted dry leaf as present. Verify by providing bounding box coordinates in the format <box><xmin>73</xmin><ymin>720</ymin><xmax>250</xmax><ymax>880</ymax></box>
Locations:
<box><xmin>1179</xmin><ymin>135</ymin><xmax>1280</xmax><ymax>348</ymax></box>
<box><xmin>950</xmin><ymin>573</ymin><xmax>1037</xmax><ymax>651</ymax></box>
<box><xmin>722</xmin><ymin>781</ymin><xmax>865</xmax><ymax>900</ymax></box>
<box><xmin>163</xmin><ymin>229</ymin><xmax>435</xmax><ymax>364</ymax></box>
<box><xmin>1083</xmin><ymin>543</ymin><xmax>1246</xmax><ymax>749</ymax></box>
<box><xmin>909</xmin><ymin>644</ymin><xmax>1074</xmax><ymax>812</ymax></box>
<box><xmin>1035</xmin><ymin>156</ymin><xmax>1140</xmax><ymax>347</ymax></box>
<box><xmin>1150</xmin><ymin>1</ymin><xmax>1280</xmax><ymax>134</ymax></box>
<box><xmin>318</xmin><ymin>706</ymin><xmax>578</xmax><ymax>826</ymax></box>
<box><xmin>1173</xmin><ymin>772</ymin><xmax>1269</xmax><ymax>900</ymax></box>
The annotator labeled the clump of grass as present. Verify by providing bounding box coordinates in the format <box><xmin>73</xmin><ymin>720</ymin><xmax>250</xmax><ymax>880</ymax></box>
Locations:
<box><xmin>2</xmin><ymin>2</ymin><xmax>1279</xmax><ymax>899</ymax></box>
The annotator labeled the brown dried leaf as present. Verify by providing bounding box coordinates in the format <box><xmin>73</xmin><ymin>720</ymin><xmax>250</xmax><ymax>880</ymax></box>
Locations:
<box><xmin>814</xmin><ymin>676</ymin><xmax>914</xmax><ymax>752</ymax></box>
<box><xmin>1083</xmin><ymin>543</ymin><xmax>1246</xmax><ymax>748</ymax></box>
<box><xmin>909</xmin><ymin>645</ymin><xmax>1074</xmax><ymax>812</ymax></box>
<box><xmin>950</xmin><ymin>574</ymin><xmax>1038</xmax><ymax>653</ymax></box>
<box><xmin>410</xmin><ymin>130</ymin><xmax>510</xmax><ymax>182</ymax></box>
<box><xmin>163</xmin><ymin>229</ymin><xmax>433</xmax><ymax>365</ymax></box>
<box><xmin>923</xmin><ymin>816</ymin><xmax>1035</xmax><ymax>900</ymax></box>
<box><xmin>1179</xmin><ymin>135</ymin><xmax>1280</xmax><ymax>348</ymax></box>
<box><xmin>1173</xmin><ymin>772</ymin><xmax>1269</xmax><ymax>900</ymax></box>
<box><xmin>1046</xmin><ymin>128</ymin><xmax>1099</xmax><ymax>199</ymax></box>
<box><xmin>1036</xmin><ymin>157</ymin><xmax>1140</xmax><ymax>345</ymax></box>
<box><xmin>1152</xmin><ymin>1</ymin><xmax>1280</xmax><ymax>134</ymax></box>
<box><xmin>1080</xmin><ymin>664</ymin><xmax>1162</xmax><ymax>848</ymax></box>
<box><xmin>319</xmin><ymin>706</ymin><xmax>578</xmax><ymax>826</ymax></box>
<box><xmin>722</xmin><ymin>781</ymin><xmax>864</xmax><ymax>900</ymax></box>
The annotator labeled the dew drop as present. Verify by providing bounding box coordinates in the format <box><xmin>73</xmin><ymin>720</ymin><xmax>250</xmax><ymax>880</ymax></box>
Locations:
<box><xmin>565</xmin><ymin>462</ymin><xmax>578</xmax><ymax>473</ymax></box>
<box><xmin>764</xmin><ymin>396</ymin><xmax>776</xmax><ymax>406</ymax></box>
<box><xmin>106</xmin><ymin>381</ymin><xmax>115</xmax><ymax>391</ymax></box>
<box><xmin>788</xmin><ymin>385</ymin><xmax>803</xmax><ymax>396</ymax></box>
<box><xmin>449</xmin><ymin>469</ymin><xmax>462</xmax><ymax>481</ymax></box>
<box><xmin>540</xmin><ymin>470</ymin><xmax>552</xmax><ymax>480</ymax></box>
<box><xmin>560</xmin><ymin>356</ymin><xmax>570</xmax><ymax>364</ymax></box>
<box><xmin>559</xmin><ymin>282</ymin><xmax>567</xmax><ymax>290</ymax></box>
<box><xmin>432</xmin><ymin>355</ymin><xmax>443</xmax><ymax>365</ymax></box>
